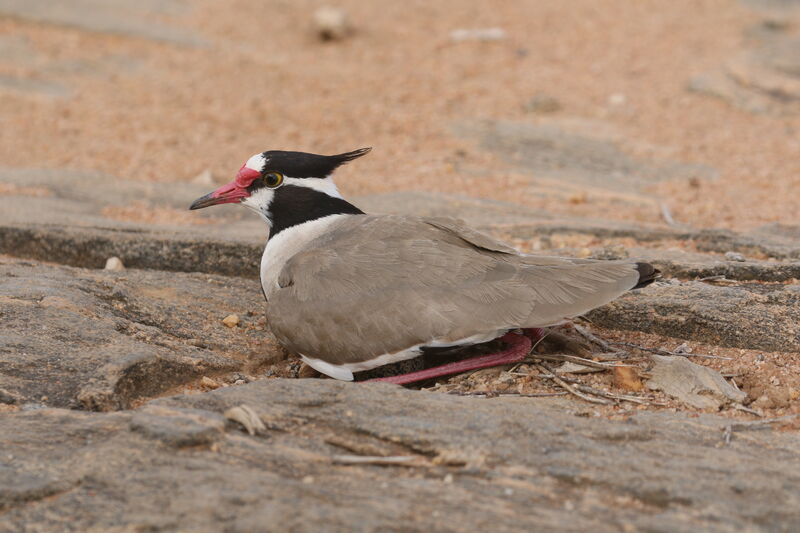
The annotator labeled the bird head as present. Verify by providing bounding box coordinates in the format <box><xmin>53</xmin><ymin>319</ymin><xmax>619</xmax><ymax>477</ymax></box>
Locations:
<box><xmin>189</xmin><ymin>148</ymin><xmax>371</xmax><ymax>225</ymax></box>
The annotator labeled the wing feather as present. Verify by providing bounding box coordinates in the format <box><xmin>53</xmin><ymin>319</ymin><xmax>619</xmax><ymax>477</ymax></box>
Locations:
<box><xmin>268</xmin><ymin>215</ymin><xmax>642</xmax><ymax>364</ymax></box>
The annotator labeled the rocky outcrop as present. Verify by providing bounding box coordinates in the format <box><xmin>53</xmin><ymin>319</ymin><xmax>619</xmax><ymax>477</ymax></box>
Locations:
<box><xmin>2</xmin><ymin>172</ymin><xmax>799</xmax><ymax>531</ymax></box>
<box><xmin>0</xmin><ymin>258</ymin><xmax>282</xmax><ymax>410</ymax></box>
<box><xmin>588</xmin><ymin>280</ymin><xmax>800</xmax><ymax>353</ymax></box>
<box><xmin>690</xmin><ymin>5</ymin><xmax>800</xmax><ymax>115</ymax></box>
<box><xmin>2</xmin><ymin>379</ymin><xmax>799</xmax><ymax>532</ymax></box>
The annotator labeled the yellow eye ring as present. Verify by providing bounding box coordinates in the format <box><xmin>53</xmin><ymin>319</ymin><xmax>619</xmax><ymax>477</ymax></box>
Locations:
<box><xmin>264</xmin><ymin>172</ymin><xmax>284</xmax><ymax>188</ymax></box>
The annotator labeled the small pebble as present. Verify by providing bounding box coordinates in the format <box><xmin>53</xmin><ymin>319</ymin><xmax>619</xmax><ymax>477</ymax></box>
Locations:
<box><xmin>199</xmin><ymin>376</ymin><xmax>221</xmax><ymax>390</ymax></box>
<box><xmin>674</xmin><ymin>343</ymin><xmax>692</xmax><ymax>354</ymax></box>
<box><xmin>608</xmin><ymin>93</ymin><xmax>627</xmax><ymax>106</ymax></box>
<box><xmin>313</xmin><ymin>7</ymin><xmax>351</xmax><ymax>41</ymax></box>
<box><xmin>724</xmin><ymin>251</ymin><xmax>746</xmax><ymax>262</ymax></box>
<box><xmin>222</xmin><ymin>314</ymin><xmax>240</xmax><ymax>328</ymax></box>
<box><xmin>104</xmin><ymin>257</ymin><xmax>125</xmax><ymax>271</ymax></box>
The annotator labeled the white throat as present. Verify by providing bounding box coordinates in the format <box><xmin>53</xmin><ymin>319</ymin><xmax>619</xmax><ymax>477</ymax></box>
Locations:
<box><xmin>259</xmin><ymin>213</ymin><xmax>351</xmax><ymax>298</ymax></box>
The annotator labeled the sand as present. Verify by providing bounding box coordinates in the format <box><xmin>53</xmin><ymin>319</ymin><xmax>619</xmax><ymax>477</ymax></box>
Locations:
<box><xmin>1</xmin><ymin>0</ymin><xmax>798</xmax><ymax>230</ymax></box>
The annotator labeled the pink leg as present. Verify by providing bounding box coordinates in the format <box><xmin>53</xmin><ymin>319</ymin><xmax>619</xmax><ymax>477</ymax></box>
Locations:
<box><xmin>366</xmin><ymin>328</ymin><xmax>546</xmax><ymax>386</ymax></box>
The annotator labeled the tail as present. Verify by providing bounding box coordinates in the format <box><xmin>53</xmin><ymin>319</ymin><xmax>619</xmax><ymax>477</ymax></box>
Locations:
<box><xmin>633</xmin><ymin>262</ymin><xmax>660</xmax><ymax>289</ymax></box>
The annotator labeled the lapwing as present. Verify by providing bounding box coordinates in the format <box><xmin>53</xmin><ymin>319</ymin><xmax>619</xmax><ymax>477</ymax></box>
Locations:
<box><xmin>190</xmin><ymin>148</ymin><xmax>658</xmax><ymax>384</ymax></box>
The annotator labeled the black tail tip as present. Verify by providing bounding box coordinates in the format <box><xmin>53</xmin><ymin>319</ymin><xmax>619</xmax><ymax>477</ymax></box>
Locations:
<box><xmin>634</xmin><ymin>262</ymin><xmax>660</xmax><ymax>289</ymax></box>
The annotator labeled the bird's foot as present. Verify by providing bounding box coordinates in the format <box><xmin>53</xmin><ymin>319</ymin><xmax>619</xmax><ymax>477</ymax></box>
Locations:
<box><xmin>365</xmin><ymin>328</ymin><xmax>545</xmax><ymax>386</ymax></box>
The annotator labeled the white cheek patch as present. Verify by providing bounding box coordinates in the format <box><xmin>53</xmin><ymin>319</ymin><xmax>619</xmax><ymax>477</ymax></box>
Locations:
<box><xmin>284</xmin><ymin>177</ymin><xmax>342</xmax><ymax>199</ymax></box>
<box><xmin>245</xmin><ymin>153</ymin><xmax>266</xmax><ymax>172</ymax></box>
<box><xmin>241</xmin><ymin>188</ymin><xmax>275</xmax><ymax>225</ymax></box>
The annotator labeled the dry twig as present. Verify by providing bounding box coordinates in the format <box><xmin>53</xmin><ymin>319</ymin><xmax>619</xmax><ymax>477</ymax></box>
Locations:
<box><xmin>446</xmin><ymin>390</ymin><xmax>567</xmax><ymax>398</ymax></box>
<box><xmin>536</xmin><ymin>370</ymin><xmax>657</xmax><ymax>405</ymax></box>
<box><xmin>332</xmin><ymin>455</ymin><xmax>424</xmax><ymax>467</ymax></box>
<box><xmin>534</xmin><ymin>364</ymin><xmax>612</xmax><ymax>405</ymax></box>
<box><xmin>530</xmin><ymin>353</ymin><xmax>631</xmax><ymax>370</ymax></box>
<box><xmin>722</xmin><ymin>415</ymin><xmax>797</xmax><ymax>445</ymax></box>
<box><xmin>731</xmin><ymin>404</ymin><xmax>762</xmax><ymax>417</ymax></box>
<box><xmin>572</xmin><ymin>324</ymin><xmax>614</xmax><ymax>352</ymax></box>
<box><xmin>609</xmin><ymin>341</ymin><xmax>732</xmax><ymax>361</ymax></box>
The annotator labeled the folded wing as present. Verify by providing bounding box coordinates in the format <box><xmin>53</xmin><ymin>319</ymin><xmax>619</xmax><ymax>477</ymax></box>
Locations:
<box><xmin>268</xmin><ymin>216</ymin><xmax>647</xmax><ymax>365</ymax></box>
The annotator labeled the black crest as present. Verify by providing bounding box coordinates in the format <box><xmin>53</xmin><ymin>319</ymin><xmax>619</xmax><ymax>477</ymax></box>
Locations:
<box><xmin>262</xmin><ymin>147</ymin><xmax>371</xmax><ymax>178</ymax></box>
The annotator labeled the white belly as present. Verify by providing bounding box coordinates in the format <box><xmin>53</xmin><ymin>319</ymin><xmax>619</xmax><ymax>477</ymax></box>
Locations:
<box><xmin>301</xmin><ymin>329</ymin><xmax>508</xmax><ymax>381</ymax></box>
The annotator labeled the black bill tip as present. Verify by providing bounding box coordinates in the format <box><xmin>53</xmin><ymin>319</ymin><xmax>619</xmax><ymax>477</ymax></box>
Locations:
<box><xmin>189</xmin><ymin>193</ymin><xmax>215</xmax><ymax>210</ymax></box>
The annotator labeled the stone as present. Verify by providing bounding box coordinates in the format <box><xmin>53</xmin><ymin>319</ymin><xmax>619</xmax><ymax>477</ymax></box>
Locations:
<box><xmin>724</xmin><ymin>251</ymin><xmax>747</xmax><ymax>262</ymax></box>
<box><xmin>608</xmin><ymin>93</ymin><xmax>627</xmax><ymax>106</ymax></box>
<box><xmin>645</xmin><ymin>355</ymin><xmax>747</xmax><ymax>409</ymax></box>
<box><xmin>104</xmin><ymin>256</ymin><xmax>125</xmax><ymax>271</ymax></box>
<box><xmin>199</xmin><ymin>376</ymin><xmax>221</xmax><ymax>390</ymax></box>
<box><xmin>0</xmin><ymin>257</ymin><xmax>282</xmax><ymax>410</ymax></box>
<box><xmin>1</xmin><ymin>379</ymin><xmax>798</xmax><ymax>531</ymax></box>
<box><xmin>313</xmin><ymin>6</ymin><xmax>351</xmax><ymax>41</ymax></box>
<box><xmin>222</xmin><ymin>314</ymin><xmax>240</xmax><ymax>328</ymax></box>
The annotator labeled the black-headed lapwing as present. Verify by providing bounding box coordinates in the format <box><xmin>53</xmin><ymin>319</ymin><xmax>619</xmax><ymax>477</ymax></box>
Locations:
<box><xmin>190</xmin><ymin>148</ymin><xmax>658</xmax><ymax>384</ymax></box>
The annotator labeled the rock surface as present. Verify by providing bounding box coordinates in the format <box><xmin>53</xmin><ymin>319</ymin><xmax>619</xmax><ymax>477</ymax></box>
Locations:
<box><xmin>2</xmin><ymin>166</ymin><xmax>799</xmax><ymax>531</ymax></box>
<box><xmin>588</xmin><ymin>280</ymin><xmax>800</xmax><ymax>353</ymax></box>
<box><xmin>1</xmin><ymin>379</ymin><xmax>799</xmax><ymax>532</ymax></box>
<box><xmin>632</xmin><ymin>247</ymin><xmax>800</xmax><ymax>282</ymax></box>
<box><xmin>456</xmin><ymin>119</ymin><xmax>716</xmax><ymax>196</ymax></box>
<box><xmin>690</xmin><ymin>6</ymin><xmax>800</xmax><ymax>115</ymax></box>
<box><xmin>0</xmin><ymin>257</ymin><xmax>282</xmax><ymax>410</ymax></box>
<box><xmin>2</xmin><ymin>2</ymin><xmax>800</xmax><ymax>530</ymax></box>
<box><xmin>3</xmin><ymin>170</ymin><xmax>800</xmax><ymax>278</ymax></box>
<box><xmin>0</xmin><ymin>0</ymin><xmax>204</xmax><ymax>46</ymax></box>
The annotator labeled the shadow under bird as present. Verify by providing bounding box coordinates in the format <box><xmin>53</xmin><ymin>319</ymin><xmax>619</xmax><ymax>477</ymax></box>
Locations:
<box><xmin>190</xmin><ymin>148</ymin><xmax>658</xmax><ymax>384</ymax></box>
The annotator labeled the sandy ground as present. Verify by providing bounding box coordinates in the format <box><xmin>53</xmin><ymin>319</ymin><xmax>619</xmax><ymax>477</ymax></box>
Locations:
<box><xmin>1</xmin><ymin>0</ymin><xmax>798</xmax><ymax>230</ymax></box>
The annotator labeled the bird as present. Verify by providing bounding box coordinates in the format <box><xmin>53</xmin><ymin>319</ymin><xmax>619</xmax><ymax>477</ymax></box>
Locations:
<box><xmin>189</xmin><ymin>148</ymin><xmax>658</xmax><ymax>384</ymax></box>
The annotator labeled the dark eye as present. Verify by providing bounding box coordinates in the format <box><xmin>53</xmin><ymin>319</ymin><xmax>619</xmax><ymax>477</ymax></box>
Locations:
<box><xmin>264</xmin><ymin>172</ymin><xmax>284</xmax><ymax>188</ymax></box>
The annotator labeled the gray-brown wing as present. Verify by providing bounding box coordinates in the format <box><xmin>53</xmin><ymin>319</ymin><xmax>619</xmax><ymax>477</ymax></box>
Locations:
<box><xmin>424</xmin><ymin>217</ymin><xmax>599</xmax><ymax>266</ymax></box>
<box><xmin>268</xmin><ymin>215</ymin><xmax>640</xmax><ymax>364</ymax></box>
<box><xmin>423</xmin><ymin>217</ymin><xmax>519</xmax><ymax>254</ymax></box>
